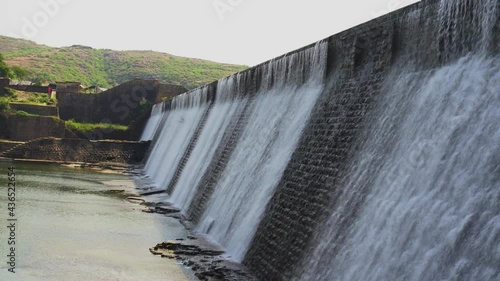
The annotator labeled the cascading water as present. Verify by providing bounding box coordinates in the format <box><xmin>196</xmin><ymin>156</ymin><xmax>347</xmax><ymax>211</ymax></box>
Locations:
<box><xmin>138</xmin><ymin>0</ymin><xmax>498</xmax><ymax>279</ymax></box>
<box><xmin>143</xmin><ymin>88</ymin><xmax>211</xmax><ymax>190</ymax></box>
<box><xmin>140</xmin><ymin>103</ymin><xmax>165</xmax><ymax>141</ymax></box>
<box><xmin>195</xmin><ymin>42</ymin><xmax>328</xmax><ymax>261</ymax></box>
<box><xmin>169</xmin><ymin>75</ymin><xmax>249</xmax><ymax>211</ymax></box>
<box><xmin>297</xmin><ymin>1</ymin><xmax>500</xmax><ymax>281</ymax></box>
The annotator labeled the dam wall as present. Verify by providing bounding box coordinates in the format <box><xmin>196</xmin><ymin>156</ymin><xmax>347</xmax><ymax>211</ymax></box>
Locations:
<box><xmin>140</xmin><ymin>0</ymin><xmax>499</xmax><ymax>280</ymax></box>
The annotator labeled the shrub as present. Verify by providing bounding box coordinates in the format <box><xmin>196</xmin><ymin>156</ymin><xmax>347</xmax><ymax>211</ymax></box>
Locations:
<box><xmin>24</xmin><ymin>93</ymin><xmax>51</xmax><ymax>104</ymax></box>
<box><xmin>0</xmin><ymin>98</ymin><xmax>10</xmax><ymax>112</ymax></box>
<box><xmin>47</xmin><ymin>98</ymin><xmax>57</xmax><ymax>105</ymax></box>
<box><xmin>15</xmin><ymin>110</ymin><xmax>31</xmax><ymax>117</ymax></box>
<box><xmin>128</xmin><ymin>97</ymin><xmax>153</xmax><ymax>121</ymax></box>
<box><xmin>39</xmin><ymin>96</ymin><xmax>49</xmax><ymax>103</ymax></box>
<box><xmin>0</xmin><ymin>53</ymin><xmax>14</xmax><ymax>79</ymax></box>
<box><xmin>4</xmin><ymin>88</ymin><xmax>16</xmax><ymax>97</ymax></box>
<box><xmin>27</xmin><ymin>96</ymin><xmax>38</xmax><ymax>103</ymax></box>
<box><xmin>10</xmin><ymin>66</ymin><xmax>28</xmax><ymax>80</ymax></box>
<box><xmin>65</xmin><ymin>119</ymin><xmax>128</xmax><ymax>133</ymax></box>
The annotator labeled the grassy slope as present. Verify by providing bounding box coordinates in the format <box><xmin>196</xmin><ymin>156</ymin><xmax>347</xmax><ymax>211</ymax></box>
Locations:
<box><xmin>0</xmin><ymin>36</ymin><xmax>248</xmax><ymax>89</ymax></box>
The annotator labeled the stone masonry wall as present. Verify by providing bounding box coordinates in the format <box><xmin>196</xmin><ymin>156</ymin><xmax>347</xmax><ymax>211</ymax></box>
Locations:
<box><xmin>10</xmin><ymin>103</ymin><xmax>59</xmax><ymax>117</ymax></box>
<box><xmin>243</xmin><ymin>23</ymin><xmax>394</xmax><ymax>281</ymax></box>
<box><xmin>56</xmin><ymin>92</ymin><xmax>96</xmax><ymax>122</ymax></box>
<box><xmin>5</xmin><ymin>116</ymin><xmax>66</xmax><ymax>141</ymax></box>
<box><xmin>157</xmin><ymin>84</ymin><xmax>189</xmax><ymax>102</ymax></box>
<box><xmin>8</xmin><ymin>85</ymin><xmax>49</xmax><ymax>94</ymax></box>
<box><xmin>1</xmin><ymin>138</ymin><xmax>150</xmax><ymax>164</ymax></box>
<box><xmin>57</xmin><ymin>79</ymin><xmax>187</xmax><ymax>125</ymax></box>
<box><xmin>0</xmin><ymin>140</ymin><xmax>24</xmax><ymax>154</ymax></box>
<box><xmin>243</xmin><ymin>1</ymin><xmax>474</xmax><ymax>280</ymax></box>
<box><xmin>0</xmin><ymin>78</ymin><xmax>10</xmax><ymax>95</ymax></box>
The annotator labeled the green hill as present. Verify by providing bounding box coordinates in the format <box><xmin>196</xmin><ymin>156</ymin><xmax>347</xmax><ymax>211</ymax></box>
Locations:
<box><xmin>0</xmin><ymin>36</ymin><xmax>248</xmax><ymax>89</ymax></box>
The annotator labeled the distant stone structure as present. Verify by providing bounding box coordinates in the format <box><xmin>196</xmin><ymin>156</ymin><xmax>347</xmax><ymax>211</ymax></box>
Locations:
<box><xmin>7</xmin><ymin>84</ymin><xmax>50</xmax><ymax>94</ymax></box>
<box><xmin>9</xmin><ymin>103</ymin><xmax>59</xmax><ymax>117</ymax></box>
<box><xmin>0</xmin><ymin>78</ymin><xmax>186</xmax><ymax>144</ymax></box>
<box><xmin>156</xmin><ymin>83</ymin><xmax>189</xmax><ymax>102</ymax></box>
<box><xmin>0</xmin><ymin>77</ymin><xmax>10</xmax><ymax>95</ymax></box>
<box><xmin>56</xmin><ymin>82</ymin><xmax>84</xmax><ymax>94</ymax></box>
<box><xmin>56</xmin><ymin>79</ymin><xmax>187</xmax><ymax>125</ymax></box>
<box><xmin>0</xmin><ymin>115</ymin><xmax>67</xmax><ymax>141</ymax></box>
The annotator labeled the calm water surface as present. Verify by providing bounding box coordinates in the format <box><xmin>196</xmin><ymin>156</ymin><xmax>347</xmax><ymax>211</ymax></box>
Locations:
<box><xmin>0</xmin><ymin>162</ymin><xmax>193</xmax><ymax>281</ymax></box>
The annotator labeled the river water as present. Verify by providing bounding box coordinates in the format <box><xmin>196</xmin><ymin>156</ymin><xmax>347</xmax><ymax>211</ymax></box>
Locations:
<box><xmin>0</xmin><ymin>162</ymin><xmax>194</xmax><ymax>281</ymax></box>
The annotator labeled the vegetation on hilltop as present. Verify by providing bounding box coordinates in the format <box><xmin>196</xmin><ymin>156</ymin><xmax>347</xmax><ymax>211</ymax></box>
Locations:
<box><xmin>0</xmin><ymin>53</ymin><xmax>28</xmax><ymax>80</ymax></box>
<box><xmin>0</xmin><ymin>36</ymin><xmax>248</xmax><ymax>89</ymax></box>
<box><xmin>1</xmin><ymin>54</ymin><xmax>55</xmax><ymax>111</ymax></box>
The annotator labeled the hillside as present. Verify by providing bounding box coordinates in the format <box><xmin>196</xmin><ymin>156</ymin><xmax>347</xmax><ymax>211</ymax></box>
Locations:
<box><xmin>0</xmin><ymin>36</ymin><xmax>248</xmax><ymax>89</ymax></box>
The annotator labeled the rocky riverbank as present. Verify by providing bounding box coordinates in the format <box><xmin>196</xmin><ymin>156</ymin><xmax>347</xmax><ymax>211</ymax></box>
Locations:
<box><xmin>127</xmin><ymin>173</ymin><xmax>258</xmax><ymax>281</ymax></box>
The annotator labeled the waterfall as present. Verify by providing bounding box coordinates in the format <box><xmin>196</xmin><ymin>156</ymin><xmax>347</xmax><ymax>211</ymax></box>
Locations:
<box><xmin>141</xmin><ymin>41</ymin><xmax>327</xmax><ymax>261</ymax></box>
<box><xmin>143</xmin><ymin>88</ymin><xmax>211</xmax><ymax>190</ymax></box>
<box><xmin>195</xmin><ymin>42</ymin><xmax>327</xmax><ymax>261</ymax></box>
<box><xmin>296</xmin><ymin>1</ymin><xmax>500</xmax><ymax>280</ymax></box>
<box><xmin>140</xmin><ymin>103</ymin><xmax>165</xmax><ymax>141</ymax></box>
<box><xmin>169</xmin><ymin>75</ymin><xmax>249</xmax><ymax>211</ymax></box>
<box><xmin>139</xmin><ymin>0</ymin><xmax>498</xmax><ymax>279</ymax></box>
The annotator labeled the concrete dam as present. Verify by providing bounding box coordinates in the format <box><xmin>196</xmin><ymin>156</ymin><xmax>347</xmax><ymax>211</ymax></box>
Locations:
<box><xmin>139</xmin><ymin>0</ymin><xmax>500</xmax><ymax>280</ymax></box>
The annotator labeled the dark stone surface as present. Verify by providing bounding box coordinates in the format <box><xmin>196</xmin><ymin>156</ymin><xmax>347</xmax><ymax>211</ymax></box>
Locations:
<box><xmin>7</xmin><ymin>85</ymin><xmax>49</xmax><ymax>94</ymax></box>
<box><xmin>242</xmin><ymin>1</ymin><xmax>500</xmax><ymax>280</ymax></box>
<box><xmin>150</xmin><ymin>241</ymin><xmax>257</xmax><ymax>281</ymax></box>
<box><xmin>2</xmin><ymin>115</ymin><xmax>67</xmax><ymax>141</ymax></box>
<box><xmin>57</xmin><ymin>79</ymin><xmax>187</xmax><ymax>125</ymax></box>
<box><xmin>9</xmin><ymin>103</ymin><xmax>59</xmax><ymax>117</ymax></box>
<box><xmin>0</xmin><ymin>138</ymin><xmax>150</xmax><ymax>164</ymax></box>
<box><xmin>243</xmin><ymin>22</ymin><xmax>394</xmax><ymax>281</ymax></box>
<box><xmin>0</xmin><ymin>78</ymin><xmax>11</xmax><ymax>96</ymax></box>
<box><xmin>0</xmin><ymin>140</ymin><xmax>23</xmax><ymax>153</ymax></box>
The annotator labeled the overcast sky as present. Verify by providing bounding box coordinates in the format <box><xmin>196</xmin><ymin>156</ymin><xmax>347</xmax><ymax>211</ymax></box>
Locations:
<box><xmin>1</xmin><ymin>0</ymin><xmax>419</xmax><ymax>66</ymax></box>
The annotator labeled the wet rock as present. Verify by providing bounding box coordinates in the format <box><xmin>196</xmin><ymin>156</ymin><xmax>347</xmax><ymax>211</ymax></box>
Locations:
<box><xmin>150</xmin><ymin>206</ymin><xmax>181</xmax><ymax>214</ymax></box>
<box><xmin>140</xmin><ymin>205</ymin><xmax>181</xmax><ymax>215</ymax></box>
<box><xmin>195</xmin><ymin>273</ymin><xmax>208</xmax><ymax>281</ymax></box>
<box><xmin>153</xmin><ymin>242</ymin><xmax>224</xmax><ymax>257</ymax></box>
<box><xmin>140</xmin><ymin>201</ymin><xmax>169</xmax><ymax>207</ymax></box>
<box><xmin>126</xmin><ymin>197</ymin><xmax>145</xmax><ymax>204</ymax></box>
<box><xmin>139</xmin><ymin>189</ymin><xmax>165</xmax><ymax>196</ymax></box>
<box><xmin>150</xmin><ymin>241</ymin><xmax>257</xmax><ymax>280</ymax></box>
<box><xmin>168</xmin><ymin>213</ymin><xmax>185</xmax><ymax>220</ymax></box>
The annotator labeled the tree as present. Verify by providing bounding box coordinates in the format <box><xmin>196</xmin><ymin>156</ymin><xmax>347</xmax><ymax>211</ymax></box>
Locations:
<box><xmin>0</xmin><ymin>53</ymin><xmax>14</xmax><ymax>79</ymax></box>
<box><xmin>11</xmin><ymin>66</ymin><xmax>28</xmax><ymax>80</ymax></box>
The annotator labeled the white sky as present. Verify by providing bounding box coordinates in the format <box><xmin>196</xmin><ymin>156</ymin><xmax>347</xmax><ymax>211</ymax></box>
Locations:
<box><xmin>1</xmin><ymin>0</ymin><xmax>420</xmax><ymax>66</ymax></box>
